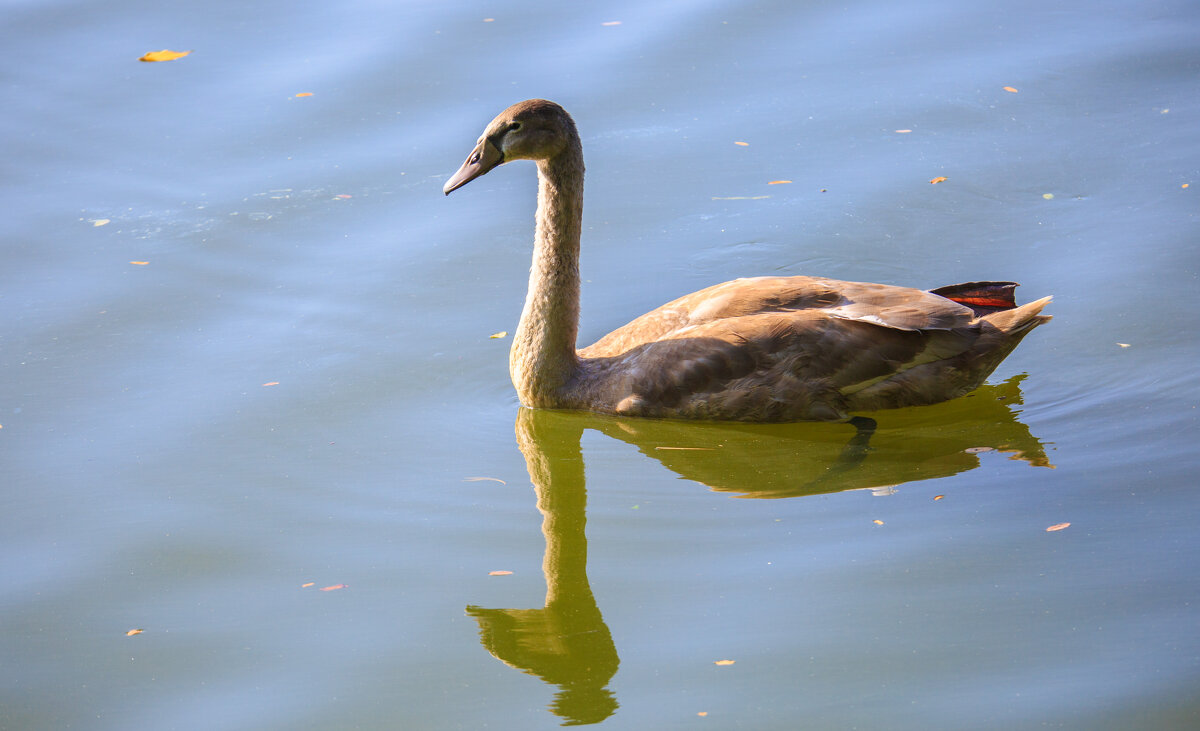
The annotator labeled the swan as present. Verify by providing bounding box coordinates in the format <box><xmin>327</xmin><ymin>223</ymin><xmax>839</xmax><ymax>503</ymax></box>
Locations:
<box><xmin>443</xmin><ymin>99</ymin><xmax>1051</xmax><ymax>422</ymax></box>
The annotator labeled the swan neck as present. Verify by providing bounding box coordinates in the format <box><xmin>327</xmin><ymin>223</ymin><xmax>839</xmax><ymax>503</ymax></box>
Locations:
<box><xmin>510</xmin><ymin>143</ymin><xmax>585</xmax><ymax>406</ymax></box>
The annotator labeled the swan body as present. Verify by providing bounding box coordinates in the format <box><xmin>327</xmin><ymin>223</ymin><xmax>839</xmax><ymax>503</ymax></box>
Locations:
<box><xmin>444</xmin><ymin>99</ymin><xmax>1051</xmax><ymax>422</ymax></box>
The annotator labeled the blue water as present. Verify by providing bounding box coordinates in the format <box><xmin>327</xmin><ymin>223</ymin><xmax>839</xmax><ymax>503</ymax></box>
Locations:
<box><xmin>3</xmin><ymin>0</ymin><xmax>1199</xmax><ymax>728</ymax></box>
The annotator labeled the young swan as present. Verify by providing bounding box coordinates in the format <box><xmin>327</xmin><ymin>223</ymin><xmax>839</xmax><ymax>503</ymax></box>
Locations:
<box><xmin>444</xmin><ymin>99</ymin><xmax>1051</xmax><ymax>422</ymax></box>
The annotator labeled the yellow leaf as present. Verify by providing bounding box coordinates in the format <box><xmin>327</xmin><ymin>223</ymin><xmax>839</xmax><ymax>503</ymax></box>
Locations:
<box><xmin>126</xmin><ymin>629</ymin><xmax>144</xmax><ymax>636</ymax></box>
<box><xmin>319</xmin><ymin>584</ymin><xmax>347</xmax><ymax>591</ymax></box>
<box><xmin>1046</xmin><ymin>523</ymin><xmax>1070</xmax><ymax>532</ymax></box>
<box><xmin>933</xmin><ymin>495</ymin><xmax>945</xmax><ymax>501</ymax></box>
<box><xmin>130</xmin><ymin>261</ymin><xmax>149</xmax><ymax>266</ymax></box>
<box><xmin>262</xmin><ymin>381</ymin><xmax>279</xmax><ymax>387</ymax></box>
<box><xmin>489</xmin><ymin>331</ymin><xmax>508</xmax><ymax>339</ymax></box>
<box><xmin>929</xmin><ymin>176</ymin><xmax>948</xmax><ymax>184</ymax></box>
<box><xmin>1183</xmin><ymin>183</ymin><xmax>1190</xmax><ymax>189</ymax></box>
<box><xmin>295</xmin><ymin>92</ymin><xmax>313</xmax><ymax>97</ymax></box>
<box><xmin>767</xmin><ymin>180</ymin><xmax>792</xmax><ymax>185</ymax></box>
<box><xmin>1117</xmin><ymin>343</ymin><xmax>1131</xmax><ymax>348</ymax></box>
<box><xmin>698</xmin><ymin>712</ymin><xmax>708</xmax><ymax>716</ymax></box>
<box><xmin>139</xmin><ymin>49</ymin><xmax>192</xmax><ymax>63</ymax></box>
<box><xmin>714</xmin><ymin>659</ymin><xmax>735</xmax><ymax>666</ymax></box>
<box><xmin>301</xmin><ymin>582</ymin><xmax>315</xmax><ymax>588</ymax></box>
<box><xmin>92</xmin><ymin>219</ymin><xmax>110</xmax><ymax>227</ymax></box>
<box><xmin>1003</xmin><ymin>86</ymin><xmax>1019</xmax><ymax>93</ymax></box>
<box><xmin>733</xmin><ymin>141</ymin><xmax>749</xmax><ymax>147</ymax></box>
<box><xmin>1043</xmin><ymin>193</ymin><xmax>1055</xmax><ymax>200</ymax></box>
<box><xmin>873</xmin><ymin>519</ymin><xmax>885</xmax><ymax>525</ymax></box>
<box><xmin>488</xmin><ymin>570</ymin><xmax>513</xmax><ymax>576</ymax></box>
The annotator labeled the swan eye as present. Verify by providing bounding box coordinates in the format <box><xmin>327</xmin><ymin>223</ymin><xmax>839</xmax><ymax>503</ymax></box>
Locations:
<box><xmin>508</xmin><ymin>122</ymin><xmax>522</xmax><ymax>133</ymax></box>
<box><xmin>470</xmin><ymin>151</ymin><xmax>481</xmax><ymax>163</ymax></box>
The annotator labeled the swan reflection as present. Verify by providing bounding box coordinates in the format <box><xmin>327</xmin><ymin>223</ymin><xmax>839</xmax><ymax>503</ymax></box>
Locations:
<box><xmin>467</xmin><ymin>375</ymin><xmax>1050</xmax><ymax>724</ymax></box>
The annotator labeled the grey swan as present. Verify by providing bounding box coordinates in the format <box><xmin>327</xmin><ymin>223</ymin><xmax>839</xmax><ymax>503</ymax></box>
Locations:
<box><xmin>443</xmin><ymin>99</ymin><xmax>1051</xmax><ymax>422</ymax></box>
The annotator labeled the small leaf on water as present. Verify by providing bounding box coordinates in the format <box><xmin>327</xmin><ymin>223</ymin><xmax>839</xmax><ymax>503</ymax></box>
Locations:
<box><xmin>464</xmin><ymin>476</ymin><xmax>506</xmax><ymax>484</ymax></box>
<box><xmin>1117</xmin><ymin>343</ymin><xmax>1131</xmax><ymax>348</ymax></box>
<box><xmin>126</xmin><ymin>628</ymin><xmax>144</xmax><ymax>636</ymax></box>
<box><xmin>698</xmin><ymin>712</ymin><xmax>708</xmax><ymax>716</ymax></box>
<box><xmin>930</xmin><ymin>176</ymin><xmax>948</xmax><ymax>184</ymax></box>
<box><xmin>933</xmin><ymin>495</ymin><xmax>945</xmax><ymax>501</ymax></box>
<box><xmin>93</xmin><ymin>219</ymin><xmax>110</xmax><ymax>227</ymax></box>
<box><xmin>1182</xmin><ymin>183</ymin><xmax>1189</xmax><ymax>189</ymax></box>
<box><xmin>1003</xmin><ymin>86</ymin><xmax>1019</xmax><ymax>93</ymax></box>
<box><xmin>295</xmin><ymin>92</ymin><xmax>313</xmax><ymax>97</ymax></box>
<box><xmin>140</xmin><ymin>49</ymin><xmax>192</xmax><ymax>62</ymax></box>
<box><xmin>1046</xmin><ymin>523</ymin><xmax>1070</xmax><ymax>532</ymax></box>
<box><xmin>767</xmin><ymin>180</ymin><xmax>792</xmax><ymax>185</ymax></box>
<box><xmin>130</xmin><ymin>261</ymin><xmax>149</xmax><ymax>266</ymax></box>
<box><xmin>262</xmin><ymin>381</ymin><xmax>279</xmax><ymax>387</ymax></box>
<box><xmin>873</xmin><ymin>519</ymin><xmax>885</xmax><ymax>525</ymax></box>
<box><xmin>601</xmin><ymin>21</ymin><xmax>622</xmax><ymax>26</ymax></box>
<box><xmin>488</xmin><ymin>570</ymin><xmax>513</xmax><ymax>576</ymax></box>
<box><xmin>489</xmin><ymin>331</ymin><xmax>508</xmax><ymax>339</ymax></box>
<box><xmin>714</xmin><ymin>659</ymin><xmax>735</xmax><ymax>666</ymax></box>
<box><xmin>733</xmin><ymin>141</ymin><xmax>749</xmax><ymax>147</ymax></box>
<box><xmin>895</xmin><ymin>129</ymin><xmax>912</xmax><ymax>134</ymax></box>
<box><xmin>1043</xmin><ymin>193</ymin><xmax>1055</xmax><ymax>200</ymax></box>
<box><xmin>483</xmin><ymin>18</ymin><xmax>495</xmax><ymax>22</ymax></box>
<box><xmin>319</xmin><ymin>584</ymin><xmax>347</xmax><ymax>591</ymax></box>
<box><xmin>334</xmin><ymin>194</ymin><xmax>352</xmax><ymax>199</ymax></box>
<box><xmin>301</xmin><ymin>582</ymin><xmax>315</xmax><ymax>588</ymax></box>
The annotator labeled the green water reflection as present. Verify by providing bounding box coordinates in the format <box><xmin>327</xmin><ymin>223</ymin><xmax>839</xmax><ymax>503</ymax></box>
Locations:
<box><xmin>467</xmin><ymin>375</ymin><xmax>1049</xmax><ymax>724</ymax></box>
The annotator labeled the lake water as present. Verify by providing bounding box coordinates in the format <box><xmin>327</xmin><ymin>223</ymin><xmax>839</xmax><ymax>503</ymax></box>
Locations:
<box><xmin>3</xmin><ymin>0</ymin><xmax>1198</xmax><ymax>728</ymax></box>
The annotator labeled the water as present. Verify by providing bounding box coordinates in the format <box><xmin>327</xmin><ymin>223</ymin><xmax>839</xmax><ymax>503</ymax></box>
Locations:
<box><xmin>3</xmin><ymin>0</ymin><xmax>1198</xmax><ymax>728</ymax></box>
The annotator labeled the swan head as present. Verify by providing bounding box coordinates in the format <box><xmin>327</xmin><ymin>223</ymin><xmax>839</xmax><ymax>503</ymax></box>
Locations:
<box><xmin>443</xmin><ymin>99</ymin><xmax>576</xmax><ymax>195</ymax></box>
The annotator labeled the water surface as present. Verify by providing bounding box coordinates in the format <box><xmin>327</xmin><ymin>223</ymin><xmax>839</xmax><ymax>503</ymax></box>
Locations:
<box><xmin>3</xmin><ymin>0</ymin><xmax>1199</xmax><ymax>728</ymax></box>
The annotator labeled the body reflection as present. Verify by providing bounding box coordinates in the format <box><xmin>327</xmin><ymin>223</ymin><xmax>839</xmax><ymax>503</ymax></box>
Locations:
<box><xmin>467</xmin><ymin>375</ymin><xmax>1050</xmax><ymax>723</ymax></box>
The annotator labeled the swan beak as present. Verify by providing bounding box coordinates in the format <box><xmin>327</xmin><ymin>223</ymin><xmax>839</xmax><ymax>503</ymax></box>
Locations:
<box><xmin>443</xmin><ymin>139</ymin><xmax>504</xmax><ymax>195</ymax></box>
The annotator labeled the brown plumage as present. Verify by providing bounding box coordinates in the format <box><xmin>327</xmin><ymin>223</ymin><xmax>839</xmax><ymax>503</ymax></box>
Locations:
<box><xmin>444</xmin><ymin>99</ymin><xmax>1051</xmax><ymax>422</ymax></box>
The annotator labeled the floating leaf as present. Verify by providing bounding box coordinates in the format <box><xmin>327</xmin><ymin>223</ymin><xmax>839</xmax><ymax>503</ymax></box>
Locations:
<box><xmin>295</xmin><ymin>92</ymin><xmax>313</xmax><ymax>97</ymax></box>
<box><xmin>93</xmin><ymin>219</ymin><xmax>110</xmax><ymax>227</ymax></box>
<box><xmin>319</xmin><ymin>584</ymin><xmax>347</xmax><ymax>591</ymax></box>
<box><xmin>1046</xmin><ymin>523</ymin><xmax>1071</xmax><ymax>532</ymax></box>
<box><xmin>489</xmin><ymin>331</ymin><xmax>508</xmax><ymax>339</ymax></box>
<box><xmin>464</xmin><ymin>476</ymin><xmax>506</xmax><ymax>484</ymax></box>
<box><xmin>301</xmin><ymin>582</ymin><xmax>315</xmax><ymax>588</ymax></box>
<box><xmin>140</xmin><ymin>49</ymin><xmax>192</xmax><ymax>63</ymax></box>
<box><xmin>698</xmin><ymin>712</ymin><xmax>708</xmax><ymax>717</ymax></box>
<box><xmin>895</xmin><ymin>129</ymin><xmax>912</xmax><ymax>134</ymax></box>
<box><xmin>654</xmin><ymin>446</ymin><xmax>716</xmax><ymax>451</ymax></box>
<box><xmin>1003</xmin><ymin>86</ymin><xmax>1019</xmax><ymax>93</ymax></box>
<box><xmin>601</xmin><ymin>21</ymin><xmax>622</xmax><ymax>26</ymax></box>
<box><xmin>1042</xmin><ymin>193</ymin><xmax>1055</xmax><ymax>200</ymax></box>
<box><xmin>929</xmin><ymin>176</ymin><xmax>948</xmax><ymax>184</ymax></box>
<box><xmin>733</xmin><ymin>141</ymin><xmax>749</xmax><ymax>147</ymax></box>
<box><xmin>334</xmin><ymin>194</ymin><xmax>352</xmax><ymax>199</ymax></box>
<box><xmin>1183</xmin><ymin>183</ymin><xmax>1189</xmax><ymax>189</ymax></box>
<box><xmin>767</xmin><ymin>180</ymin><xmax>792</xmax><ymax>185</ymax></box>
<box><xmin>130</xmin><ymin>260</ymin><xmax>149</xmax><ymax>266</ymax></box>
<box><xmin>933</xmin><ymin>495</ymin><xmax>945</xmax><ymax>501</ymax></box>
<box><xmin>873</xmin><ymin>519</ymin><xmax>885</xmax><ymax>525</ymax></box>
<box><xmin>488</xmin><ymin>570</ymin><xmax>513</xmax><ymax>576</ymax></box>
<box><xmin>125</xmin><ymin>628</ymin><xmax>144</xmax><ymax>636</ymax></box>
<box><xmin>483</xmin><ymin>18</ymin><xmax>495</xmax><ymax>22</ymax></box>
<box><xmin>262</xmin><ymin>381</ymin><xmax>279</xmax><ymax>387</ymax></box>
<box><xmin>714</xmin><ymin>659</ymin><xmax>735</xmax><ymax>666</ymax></box>
<box><xmin>1117</xmin><ymin>343</ymin><xmax>1131</xmax><ymax>348</ymax></box>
